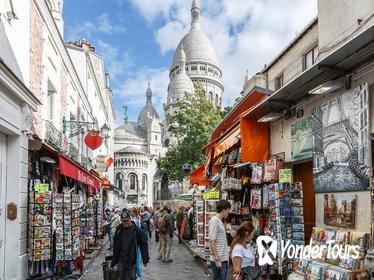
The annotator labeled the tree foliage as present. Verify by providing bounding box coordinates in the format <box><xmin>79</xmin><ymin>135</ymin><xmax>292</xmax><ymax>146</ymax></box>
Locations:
<box><xmin>158</xmin><ymin>84</ymin><xmax>224</xmax><ymax>182</ymax></box>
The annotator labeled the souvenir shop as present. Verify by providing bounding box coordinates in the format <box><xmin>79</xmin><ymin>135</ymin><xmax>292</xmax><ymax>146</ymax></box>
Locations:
<box><xmin>190</xmin><ymin>74</ymin><xmax>374</xmax><ymax>278</ymax></box>
<box><xmin>27</xmin><ymin>144</ymin><xmax>104</xmax><ymax>278</ymax></box>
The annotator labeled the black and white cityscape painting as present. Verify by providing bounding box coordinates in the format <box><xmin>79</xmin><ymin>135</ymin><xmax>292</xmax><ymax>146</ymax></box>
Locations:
<box><xmin>312</xmin><ymin>83</ymin><xmax>370</xmax><ymax>192</ymax></box>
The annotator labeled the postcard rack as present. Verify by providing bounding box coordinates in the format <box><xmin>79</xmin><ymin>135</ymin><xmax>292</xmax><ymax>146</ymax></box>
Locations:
<box><xmin>55</xmin><ymin>193</ymin><xmax>81</xmax><ymax>261</ymax></box>
<box><xmin>267</xmin><ymin>182</ymin><xmax>305</xmax><ymax>275</ymax></box>
<box><xmin>28</xmin><ymin>191</ymin><xmax>53</xmax><ymax>261</ymax></box>
<box><xmin>94</xmin><ymin>198</ymin><xmax>103</xmax><ymax>239</ymax></box>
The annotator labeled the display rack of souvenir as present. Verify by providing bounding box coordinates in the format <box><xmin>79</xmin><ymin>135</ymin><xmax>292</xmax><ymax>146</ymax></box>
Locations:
<box><xmin>80</xmin><ymin>199</ymin><xmax>96</xmax><ymax>251</ymax></box>
<box><xmin>94</xmin><ymin>198</ymin><xmax>103</xmax><ymax>239</ymax></box>
<box><xmin>266</xmin><ymin>182</ymin><xmax>304</xmax><ymax>275</ymax></box>
<box><xmin>204</xmin><ymin>199</ymin><xmax>219</xmax><ymax>254</ymax></box>
<box><xmin>195</xmin><ymin>199</ymin><xmax>205</xmax><ymax>247</ymax></box>
<box><xmin>55</xmin><ymin>193</ymin><xmax>81</xmax><ymax>261</ymax></box>
<box><xmin>28</xmin><ymin>191</ymin><xmax>53</xmax><ymax>261</ymax></box>
<box><xmin>292</xmin><ymin>227</ymin><xmax>370</xmax><ymax>279</ymax></box>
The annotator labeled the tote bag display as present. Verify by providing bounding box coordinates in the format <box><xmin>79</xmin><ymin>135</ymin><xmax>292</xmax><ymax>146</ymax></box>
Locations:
<box><xmin>263</xmin><ymin>159</ymin><xmax>284</xmax><ymax>183</ymax></box>
<box><xmin>241</xmin><ymin>188</ymin><xmax>250</xmax><ymax>215</ymax></box>
<box><xmin>250</xmin><ymin>163</ymin><xmax>263</xmax><ymax>185</ymax></box>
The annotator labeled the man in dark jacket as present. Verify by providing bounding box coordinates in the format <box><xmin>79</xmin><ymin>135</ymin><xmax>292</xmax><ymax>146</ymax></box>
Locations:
<box><xmin>159</xmin><ymin>206</ymin><xmax>174</xmax><ymax>263</ymax></box>
<box><xmin>111</xmin><ymin>210</ymin><xmax>149</xmax><ymax>280</ymax></box>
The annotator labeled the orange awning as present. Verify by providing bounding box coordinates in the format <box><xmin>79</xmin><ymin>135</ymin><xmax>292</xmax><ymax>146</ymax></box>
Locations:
<box><xmin>240</xmin><ymin>117</ymin><xmax>269</xmax><ymax>162</ymax></box>
<box><xmin>213</xmin><ymin>127</ymin><xmax>240</xmax><ymax>158</ymax></box>
<box><xmin>190</xmin><ymin>165</ymin><xmax>211</xmax><ymax>186</ymax></box>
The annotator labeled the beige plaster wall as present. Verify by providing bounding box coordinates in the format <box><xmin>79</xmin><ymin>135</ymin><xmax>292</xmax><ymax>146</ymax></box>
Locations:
<box><xmin>269</xmin><ymin>62</ymin><xmax>374</xmax><ymax>232</ymax></box>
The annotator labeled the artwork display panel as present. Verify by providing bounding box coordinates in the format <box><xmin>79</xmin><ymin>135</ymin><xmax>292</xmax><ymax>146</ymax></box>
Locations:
<box><xmin>312</xmin><ymin>83</ymin><xmax>370</xmax><ymax>192</ymax></box>
<box><xmin>324</xmin><ymin>193</ymin><xmax>356</xmax><ymax>229</ymax></box>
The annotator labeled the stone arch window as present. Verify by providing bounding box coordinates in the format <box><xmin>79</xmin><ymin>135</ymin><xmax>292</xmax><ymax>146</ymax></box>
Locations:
<box><xmin>142</xmin><ymin>174</ymin><xmax>147</xmax><ymax>190</ymax></box>
<box><xmin>128</xmin><ymin>173</ymin><xmax>138</xmax><ymax>190</ymax></box>
<box><xmin>215</xmin><ymin>94</ymin><xmax>219</xmax><ymax>106</ymax></box>
<box><xmin>116</xmin><ymin>172</ymin><xmax>124</xmax><ymax>190</ymax></box>
<box><xmin>209</xmin><ymin>92</ymin><xmax>213</xmax><ymax>102</ymax></box>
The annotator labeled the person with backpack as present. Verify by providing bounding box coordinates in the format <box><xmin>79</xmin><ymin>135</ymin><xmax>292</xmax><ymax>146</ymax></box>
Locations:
<box><xmin>157</xmin><ymin>206</ymin><xmax>174</xmax><ymax>263</ymax></box>
<box><xmin>111</xmin><ymin>210</ymin><xmax>149</xmax><ymax>280</ymax></box>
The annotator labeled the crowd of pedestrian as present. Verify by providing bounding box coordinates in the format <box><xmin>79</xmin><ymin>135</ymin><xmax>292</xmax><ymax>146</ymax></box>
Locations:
<box><xmin>101</xmin><ymin>201</ymin><xmax>261</xmax><ymax>280</ymax></box>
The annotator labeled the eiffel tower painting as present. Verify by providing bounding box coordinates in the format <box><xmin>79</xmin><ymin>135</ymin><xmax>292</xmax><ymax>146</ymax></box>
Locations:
<box><xmin>312</xmin><ymin>83</ymin><xmax>370</xmax><ymax>192</ymax></box>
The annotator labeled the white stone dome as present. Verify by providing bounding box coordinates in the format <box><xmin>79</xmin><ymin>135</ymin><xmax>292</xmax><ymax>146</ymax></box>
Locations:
<box><xmin>168</xmin><ymin>46</ymin><xmax>194</xmax><ymax>99</ymax></box>
<box><xmin>172</xmin><ymin>30</ymin><xmax>219</xmax><ymax>68</ymax></box>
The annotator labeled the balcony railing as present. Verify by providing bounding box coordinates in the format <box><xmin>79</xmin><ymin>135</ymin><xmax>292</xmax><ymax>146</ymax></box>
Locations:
<box><xmin>45</xmin><ymin>120</ymin><xmax>62</xmax><ymax>149</ymax></box>
<box><xmin>68</xmin><ymin>143</ymin><xmax>79</xmax><ymax>162</ymax></box>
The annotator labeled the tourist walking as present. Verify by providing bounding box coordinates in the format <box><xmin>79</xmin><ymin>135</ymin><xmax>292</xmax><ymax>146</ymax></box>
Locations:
<box><xmin>142</xmin><ymin>206</ymin><xmax>152</xmax><ymax>239</ymax></box>
<box><xmin>157</xmin><ymin>206</ymin><xmax>174</xmax><ymax>262</ymax></box>
<box><xmin>176</xmin><ymin>207</ymin><xmax>184</xmax><ymax>244</ymax></box>
<box><xmin>111</xmin><ymin>210</ymin><xmax>149</xmax><ymax>280</ymax></box>
<box><xmin>154</xmin><ymin>207</ymin><xmax>161</xmax><ymax>242</ymax></box>
<box><xmin>208</xmin><ymin>200</ymin><xmax>231</xmax><ymax>280</ymax></box>
<box><xmin>231</xmin><ymin>221</ymin><xmax>259</xmax><ymax>280</ymax></box>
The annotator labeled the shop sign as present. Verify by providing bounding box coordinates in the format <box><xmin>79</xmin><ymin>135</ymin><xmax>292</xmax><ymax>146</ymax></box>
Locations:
<box><xmin>77</xmin><ymin>170</ymin><xmax>94</xmax><ymax>186</ymax></box>
<box><xmin>203</xmin><ymin>191</ymin><xmax>220</xmax><ymax>200</ymax></box>
<box><xmin>279</xmin><ymin>169</ymin><xmax>292</xmax><ymax>183</ymax></box>
<box><xmin>34</xmin><ymin>183</ymin><xmax>49</xmax><ymax>193</ymax></box>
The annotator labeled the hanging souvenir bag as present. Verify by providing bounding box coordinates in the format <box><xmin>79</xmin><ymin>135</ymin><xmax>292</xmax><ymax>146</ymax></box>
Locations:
<box><xmin>229</xmin><ymin>148</ymin><xmax>240</xmax><ymax>165</ymax></box>
<box><xmin>263</xmin><ymin>158</ymin><xmax>284</xmax><ymax>183</ymax></box>
<box><xmin>241</xmin><ymin>188</ymin><xmax>250</xmax><ymax>215</ymax></box>
<box><xmin>262</xmin><ymin>186</ymin><xmax>270</xmax><ymax>209</ymax></box>
<box><xmin>250</xmin><ymin>189</ymin><xmax>262</xmax><ymax>210</ymax></box>
<box><xmin>250</xmin><ymin>163</ymin><xmax>263</xmax><ymax>185</ymax></box>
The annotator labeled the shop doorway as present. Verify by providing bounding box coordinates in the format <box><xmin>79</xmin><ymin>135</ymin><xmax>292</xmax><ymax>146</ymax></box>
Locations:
<box><xmin>293</xmin><ymin>160</ymin><xmax>315</xmax><ymax>242</ymax></box>
<box><xmin>0</xmin><ymin>133</ymin><xmax>6</xmax><ymax>280</ymax></box>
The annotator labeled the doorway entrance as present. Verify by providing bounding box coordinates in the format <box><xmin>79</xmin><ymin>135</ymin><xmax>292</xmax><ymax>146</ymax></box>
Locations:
<box><xmin>0</xmin><ymin>133</ymin><xmax>6</xmax><ymax>280</ymax></box>
<box><xmin>293</xmin><ymin>160</ymin><xmax>315</xmax><ymax>242</ymax></box>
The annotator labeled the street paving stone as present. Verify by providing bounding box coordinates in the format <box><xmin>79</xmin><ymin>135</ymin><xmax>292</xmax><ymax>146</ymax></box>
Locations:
<box><xmin>81</xmin><ymin>235</ymin><xmax>208</xmax><ymax>280</ymax></box>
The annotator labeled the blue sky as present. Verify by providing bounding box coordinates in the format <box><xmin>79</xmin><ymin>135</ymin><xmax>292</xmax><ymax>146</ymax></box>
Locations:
<box><xmin>64</xmin><ymin>0</ymin><xmax>317</xmax><ymax>127</ymax></box>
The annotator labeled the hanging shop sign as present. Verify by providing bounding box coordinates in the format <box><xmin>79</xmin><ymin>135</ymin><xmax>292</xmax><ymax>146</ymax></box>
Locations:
<box><xmin>34</xmin><ymin>183</ymin><xmax>49</xmax><ymax>194</ymax></box>
<box><xmin>59</xmin><ymin>156</ymin><xmax>101</xmax><ymax>189</ymax></box>
<box><xmin>84</xmin><ymin>130</ymin><xmax>103</xmax><ymax>151</ymax></box>
<box><xmin>279</xmin><ymin>169</ymin><xmax>292</xmax><ymax>183</ymax></box>
<box><xmin>203</xmin><ymin>190</ymin><xmax>220</xmax><ymax>200</ymax></box>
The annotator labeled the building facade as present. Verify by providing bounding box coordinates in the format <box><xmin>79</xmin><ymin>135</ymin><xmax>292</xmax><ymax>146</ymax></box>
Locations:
<box><xmin>0</xmin><ymin>0</ymin><xmax>115</xmax><ymax>278</ymax></box>
<box><xmin>114</xmin><ymin>84</ymin><xmax>163</xmax><ymax>207</ymax></box>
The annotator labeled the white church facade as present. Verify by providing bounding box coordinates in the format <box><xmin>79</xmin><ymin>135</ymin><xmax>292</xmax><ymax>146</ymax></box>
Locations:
<box><xmin>114</xmin><ymin>83</ymin><xmax>163</xmax><ymax>207</ymax></box>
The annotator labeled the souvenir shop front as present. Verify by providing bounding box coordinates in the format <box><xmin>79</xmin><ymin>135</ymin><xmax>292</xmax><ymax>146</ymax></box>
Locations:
<box><xmin>28</xmin><ymin>144</ymin><xmax>104</xmax><ymax>278</ymax></box>
<box><xmin>241</xmin><ymin>29</ymin><xmax>374</xmax><ymax>279</ymax></box>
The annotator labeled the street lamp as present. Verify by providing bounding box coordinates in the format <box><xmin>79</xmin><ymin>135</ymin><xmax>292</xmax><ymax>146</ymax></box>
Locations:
<box><xmin>101</xmin><ymin>123</ymin><xmax>110</xmax><ymax>138</ymax></box>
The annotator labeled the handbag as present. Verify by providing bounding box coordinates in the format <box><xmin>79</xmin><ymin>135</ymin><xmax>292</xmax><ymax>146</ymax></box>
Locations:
<box><xmin>263</xmin><ymin>159</ymin><xmax>284</xmax><ymax>183</ymax></box>
<box><xmin>241</xmin><ymin>188</ymin><xmax>250</xmax><ymax>215</ymax></box>
<box><xmin>250</xmin><ymin>164</ymin><xmax>263</xmax><ymax>185</ymax></box>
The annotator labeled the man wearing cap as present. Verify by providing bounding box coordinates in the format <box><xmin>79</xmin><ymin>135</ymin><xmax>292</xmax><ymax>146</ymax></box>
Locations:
<box><xmin>111</xmin><ymin>210</ymin><xmax>149</xmax><ymax>280</ymax></box>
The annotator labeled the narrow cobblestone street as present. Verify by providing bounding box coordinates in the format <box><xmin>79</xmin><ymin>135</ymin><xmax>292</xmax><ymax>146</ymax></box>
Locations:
<box><xmin>81</xmin><ymin>236</ymin><xmax>208</xmax><ymax>280</ymax></box>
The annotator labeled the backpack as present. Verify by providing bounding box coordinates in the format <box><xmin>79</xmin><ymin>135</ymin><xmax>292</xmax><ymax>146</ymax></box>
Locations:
<box><xmin>157</xmin><ymin>214</ymin><xmax>167</xmax><ymax>233</ymax></box>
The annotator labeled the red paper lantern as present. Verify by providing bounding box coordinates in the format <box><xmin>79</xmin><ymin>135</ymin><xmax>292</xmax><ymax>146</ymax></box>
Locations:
<box><xmin>84</xmin><ymin>130</ymin><xmax>103</xmax><ymax>150</ymax></box>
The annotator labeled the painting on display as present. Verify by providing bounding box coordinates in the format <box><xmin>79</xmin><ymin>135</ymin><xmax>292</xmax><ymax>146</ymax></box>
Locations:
<box><xmin>312</xmin><ymin>83</ymin><xmax>370</xmax><ymax>192</ymax></box>
<box><xmin>324</xmin><ymin>193</ymin><xmax>356</xmax><ymax>229</ymax></box>
<box><xmin>291</xmin><ymin>117</ymin><xmax>313</xmax><ymax>161</ymax></box>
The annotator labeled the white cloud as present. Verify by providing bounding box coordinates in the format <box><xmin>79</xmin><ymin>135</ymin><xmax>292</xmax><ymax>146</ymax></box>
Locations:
<box><xmin>66</xmin><ymin>13</ymin><xmax>125</xmax><ymax>40</ymax></box>
<box><xmin>97</xmin><ymin>13</ymin><xmax>126</xmax><ymax>34</ymax></box>
<box><xmin>155</xmin><ymin>21</ymin><xmax>188</xmax><ymax>54</ymax></box>
<box><xmin>113</xmin><ymin>67</ymin><xmax>170</xmax><ymax>124</ymax></box>
<box><xmin>128</xmin><ymin>0</ymin><xmax>318</xmax><ymax>107</ymax></box>
<box><xmin>96</xmin><ymin>40</ymin><xmax>134</xmax><ymax>83</ymax></box>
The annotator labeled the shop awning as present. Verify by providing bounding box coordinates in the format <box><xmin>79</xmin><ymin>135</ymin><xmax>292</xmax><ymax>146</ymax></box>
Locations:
<box><xmin>59</xmin><ymin>156</ymin><xmax>101</xmax><ymax>189</ymax></box>
<box><xmin>190</xmin><ymin>165</ymin><xmax>211</xmax><ymax>186</ymax></box>
<box><xmin>213</xmin><ymin>127</ymin><xmax>240</xmax><ymax>158</ymax></box>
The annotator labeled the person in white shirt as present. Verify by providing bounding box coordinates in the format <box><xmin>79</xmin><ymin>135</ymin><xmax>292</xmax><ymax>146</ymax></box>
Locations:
<box><xmin>208</xmin><ymin>200</ymin><xmax>231</xmax><ymax>280</ymax></box>
<box><xmin>231</xmin><ymin>221</ymin><xmax>259</xmax><ymax>280</ymax></box>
